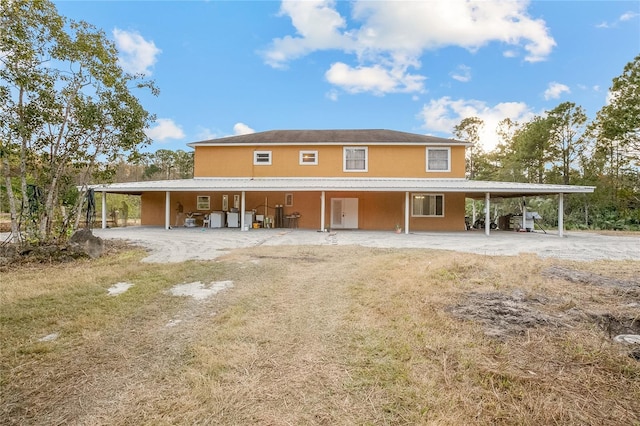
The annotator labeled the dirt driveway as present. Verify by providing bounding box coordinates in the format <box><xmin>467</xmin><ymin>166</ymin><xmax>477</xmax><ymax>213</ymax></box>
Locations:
<box><xmin>93</xmin><ymin>227</ymin><xmax>640</xmax><ymax>263</ymax></box>
<box><xmin>3</xmin><ymin>228</ymin><xmax>639</xmax><ymax>424</ymax></box>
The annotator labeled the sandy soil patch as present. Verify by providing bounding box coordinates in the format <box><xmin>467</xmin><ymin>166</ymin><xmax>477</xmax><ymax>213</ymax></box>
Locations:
<box><xmin>107</xmin><ymin>282</ymin><xmax>134</xmax><ymax>296</ymax></box>
<box><xmin>167</xmin><ymin>280</ymin><xmax>233</xmax><ymax>300</ymax></box>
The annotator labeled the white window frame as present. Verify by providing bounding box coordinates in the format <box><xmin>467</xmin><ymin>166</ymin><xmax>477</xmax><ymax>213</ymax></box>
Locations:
<box><xmin>196</xmin><ymin>196</ymin><xmax>210</xmax><ymax>211</ymax></box>
<box><xmin>253</xmin><ymin>150</ymin><xmax>272</xmax><ymax>165</ymax></box>
<box><xmin>343</xmin><ymin>146</ymin><xmax>368</xmax><ymax>172</ymax></box>
<box><xmin>426</xmin><ymin>147</ymin><xmax>451</xmax><ymax>172</ymax></box>
<box><xmin>299</xmin><ymin>150</ymin><xmax>318</xmax><ymax>165</ymax></box>
<box><xmin>411</xmin><ymin>193</ymin><xmax>445</xmax><ymax>217</ymax></box>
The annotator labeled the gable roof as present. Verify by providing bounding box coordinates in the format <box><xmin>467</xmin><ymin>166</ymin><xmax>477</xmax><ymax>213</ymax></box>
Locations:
<box><xmin>187</xmin><ymin>129</ymin><xmax>471</xmax><ymax>147</ymax></box>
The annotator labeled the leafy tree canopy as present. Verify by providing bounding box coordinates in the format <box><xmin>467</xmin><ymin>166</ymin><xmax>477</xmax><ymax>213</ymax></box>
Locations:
<box><xmin>1</xmin><ymin>0</ymin><xmax>157</xmax><ymax>243</ymax></box>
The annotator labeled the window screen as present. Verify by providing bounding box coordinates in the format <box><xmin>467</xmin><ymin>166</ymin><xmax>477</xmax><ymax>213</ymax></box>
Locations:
<box><xmin>254</xmin><ymin>151</ymin><xmax>272</xmax><ymax>165</ymax></box>
<box><xmin>344</xmin><ymin>147</ymin><xmax>367</xmax><ymax>171</ymax></box>
<box><xmin>427</xmin><ymin>148</ymin><xmax>450</xmax><ymax>171</ymax></box>
<box><xmin>412</xmin><ymin>194</ymin><xmax>444</xmax><ymax>216</ymax></box>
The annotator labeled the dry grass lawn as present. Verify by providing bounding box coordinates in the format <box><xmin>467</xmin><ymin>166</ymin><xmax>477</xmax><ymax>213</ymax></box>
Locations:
<box><xmin>1</xmin><ymin>244</ymin><xmax>639</xmax><ymax>425</ymax></box>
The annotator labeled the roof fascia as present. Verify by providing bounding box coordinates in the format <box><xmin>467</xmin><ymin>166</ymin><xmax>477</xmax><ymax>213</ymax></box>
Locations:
<box><xmin>89</xmin><ymin>178</ymin><xmax>594</xmax><ymax>195</ymax></box>
<box><xmin>187</xmin><ymin>141</ymin><xmax>472</xmax><ymax>148</ymax></box>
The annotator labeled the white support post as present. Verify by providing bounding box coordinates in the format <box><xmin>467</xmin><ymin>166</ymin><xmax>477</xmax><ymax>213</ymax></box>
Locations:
<box><xmin>165</xmin><ymin>191</ymin><xmax>171</xmax><ymax>230</ymax></box>
<box><xmin>485</xmin><ymin>192</ymin><xmax>491</xmax><ymax>236</ymax></box>
<box><xmin>320</xmin><ymin>191</ymin><xmax>326</xmax><ymax>232</ymax></box>
<box><xmin>405</xmin><ymin>192</ymin><xmax>410</xmax><ymax>234</ymax></box>
<box><xmin>558</xmin><ymin>193</ymin><xmax>564</xmax><ymax>237</ymax></box>
<box><xmin>472</xmin><ymin>200</ymin><xmax>476</xmax><ymax>226</ymax></box>
<box><xmin>101</xmin><ymin>191</ymin><xmax>107</xmax><ymax>229</ymax></box>
<box><xmin>241</xmin><ymin>191</ymin><xmax>246</xmax><ymax>231</ymax></box>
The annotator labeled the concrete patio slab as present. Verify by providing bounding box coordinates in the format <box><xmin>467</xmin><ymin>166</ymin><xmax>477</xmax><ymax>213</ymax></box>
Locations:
<box><xmin>91</xmin><ymin>227</ymin><xmax>640</xmax><ymax>263</ymax></box>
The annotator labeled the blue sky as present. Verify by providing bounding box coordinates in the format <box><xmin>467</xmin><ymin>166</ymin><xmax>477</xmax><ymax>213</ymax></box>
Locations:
<box><xmin>54</xmin><ymin>0</ymin><xmax>640</xmax><ymax>152</ymax></box>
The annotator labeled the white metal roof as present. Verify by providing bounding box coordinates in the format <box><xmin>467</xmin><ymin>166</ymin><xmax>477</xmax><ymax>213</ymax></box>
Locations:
<box><xmin>89</xmin><ymin>177</ymin><xmax>595</xmax><ymax>198</ymax></box>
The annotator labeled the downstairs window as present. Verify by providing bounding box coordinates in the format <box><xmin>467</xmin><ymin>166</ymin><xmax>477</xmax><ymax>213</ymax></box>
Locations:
<box><xmin>412</xmin><ymin>194</ymin><xmax>444</xmax><ymax>217</ymax></box>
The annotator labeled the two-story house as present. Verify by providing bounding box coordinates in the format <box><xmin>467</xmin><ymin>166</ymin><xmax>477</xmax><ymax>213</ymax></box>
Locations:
<box><xmin>91</xmin><ymin>129</ymin><xmax>594</xmax><ymax>235</ymax></box>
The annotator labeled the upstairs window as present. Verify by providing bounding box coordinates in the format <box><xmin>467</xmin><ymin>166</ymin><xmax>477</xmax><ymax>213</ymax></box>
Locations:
<box><xmin>299</xmin><ymin>150</ymin><xmax>318</xmax><ymax>165</ymax></box>
<box><xmin>253</xmin><ymin>150</ymin><xmax>272</xmax><ymax>165</ymax></box>
<box><xmin>412</xmin><ymin>194</ymin><xmax>444</xmax><ymax>217</ymax></box>
<box><xmin>426</xmin><ymin>147</ymin><xmax>450</xmax><ymax>172</ymax></box>
<box><xmin>343</xmin><ymin>147</ymin><xmax>368</xmax><ymax>172</ymax></box>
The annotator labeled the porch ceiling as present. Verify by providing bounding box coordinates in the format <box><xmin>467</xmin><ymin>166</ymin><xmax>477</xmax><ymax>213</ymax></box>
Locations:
<box><xmin>90</xmin><ymin>177</ymin><xmax>595</xmax><ymax>198</ymax></box>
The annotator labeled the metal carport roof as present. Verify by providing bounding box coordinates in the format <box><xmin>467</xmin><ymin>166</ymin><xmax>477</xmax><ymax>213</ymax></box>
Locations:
<box><xmin>89</xmin><ymin>177</ymin><xmax>595</xmax><ymax>198</ymax></box>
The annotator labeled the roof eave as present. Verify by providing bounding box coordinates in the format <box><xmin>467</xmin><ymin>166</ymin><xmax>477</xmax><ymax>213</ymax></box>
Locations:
<box><xmin>88</xmin><ymin>178</ymin><xmax>595</xmax><ymax>197</ymax></box>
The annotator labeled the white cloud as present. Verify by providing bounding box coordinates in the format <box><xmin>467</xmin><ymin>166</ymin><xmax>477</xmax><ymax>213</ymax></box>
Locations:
<box><xmin>451</xmin><ymin>65</ymin><xmax>471</xmax><ymax>82</ymax></box>
<box><xmin>620</xmin><ymin>11</ymin><xmax>639</xmax><ymax>21</ymax></box>
<box><xmin>326</xmin><ymin>89</ymin><xmax>339</xmax><ymax>101</ymax></box>
<box><xmin>596</xmin><ymin>11</ymin><xmax>638</xmax><ymax>29</ymax></box>
<box><xmin>325</xmin><ymin>62</ymin><xmax>425</xmax><ymax>95</ymax></box>
<box><xmin>233</xmin><ymin>122</ymin><xmax>255</xmax><ymax>135</ymax></box>
<box><xmin>350</xmin><ymin>1</ymin><xmax>555</xmax><ymax>62</ymax></box>
<box><xmin>417</xmin><ymin>96</ymin><xmax>535</xmax><ymax>151</ymax></box>
<box><xmin>113</xmin><ymin>28</ymin><xmax>161</xmax><ymax>75</ymax></box>
<box><xmin>543</xmin><ymin>82</ymin><xmax>570</xmax><ymax>100</ymax></box>
<box><xmin>145</xmin><ymin>119</ymin><xmax>185</xmax><ymax>142</ymax></box>
<box><xmin>195</xmin><ymin>126</ymin><xmax>218</xmax><ymax>141</ymax></box>
<box><xmin>263</xmin><ymin>0</ymin><xmax>352</xmax><ymax>69</ymax></box>
<box><xmin>263</xmin><ymin>0</ymin><xmax>555</xmax><ymax>95</ymax></box>
<box><xmin>195</xmin><ymin>123</ymin><xmax>255</xmax><ymax>140</ymax></box>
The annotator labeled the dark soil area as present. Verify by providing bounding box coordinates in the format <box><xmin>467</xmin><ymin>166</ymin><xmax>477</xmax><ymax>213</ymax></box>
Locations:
<box><xmin>543</xmin><ymin>265</ymin><xmax>640</xmax><ymax>291</ymax></box>
<box><xmin>593</xmin><ymin>313</ymin><xmax>640</xmax><ymax>337</ymax></box>
<box><xmin>448</xmin><ymin>266</ymin><xmax>640</xmax><ymax>361</ymax></box>
<box><xmin>0</xmin><ymin>238</ymin><xmax>132</xmax><ymax>271</ymax></box>
<box><xmin>448</xmin><ymin>289</ymin><xmax>565</xmax><ymax>338</ymax></box>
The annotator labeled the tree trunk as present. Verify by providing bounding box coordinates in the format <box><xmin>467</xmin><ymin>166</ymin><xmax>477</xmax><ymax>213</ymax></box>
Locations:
<box><xmin>2</xmin><ymin>159</ymin><xmax>21</xmax><ymax>244</ymax></box>
<box><xmin>74</xmin><ymin>188</ymin><xmax>86</xmax><ymax>231</ymax></box>
<box><xmin>17</xmin><ymin>86</ymin><xmax>31</xmax><ymax>235</ymax></box>
<box><xmin>584</xmin><ymin>200</ymin><xmax>589</xmax><ymax>228</ymax></box>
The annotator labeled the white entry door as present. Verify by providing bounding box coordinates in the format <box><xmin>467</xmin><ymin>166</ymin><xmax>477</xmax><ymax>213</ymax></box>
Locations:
<box><xmin>331</xmin><ymin>198</ymin><xmax>359</xmax><ymax>229</ymax></box>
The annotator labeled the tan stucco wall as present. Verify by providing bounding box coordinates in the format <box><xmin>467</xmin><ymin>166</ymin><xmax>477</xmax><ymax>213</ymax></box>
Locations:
<box><xmin>141</xmin><ymin>190</ymin><xmax>466</xmax><ymax>231</ymax></box>
<box><xmin>142</xmin><ymin>191</ymin><xmax>226</xmax><ymax>226</ymax></box>
<box><xmin>141</xmin><ymin>192</ymin><xmax>166</xmax><ymax>225</ymax></box>
<box><xmin>193</xmin><ymin>145</ymin><xmax>466</xmax><ymax>179</ymax></box>
<box><xmin>409</xmin><ymin>192</ymin><xmax>467</xmax><ymax>232</ymax></box>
